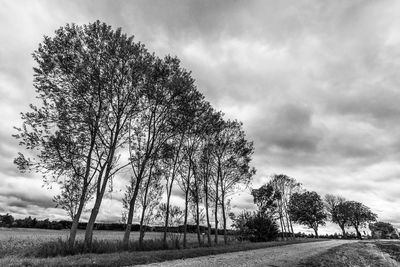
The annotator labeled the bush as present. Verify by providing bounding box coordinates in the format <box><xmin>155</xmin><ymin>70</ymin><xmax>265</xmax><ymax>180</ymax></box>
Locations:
<box><xmin>246</xmin><ymin>213</ymin><xmax>279</xmax><ymax>242</ymax></box>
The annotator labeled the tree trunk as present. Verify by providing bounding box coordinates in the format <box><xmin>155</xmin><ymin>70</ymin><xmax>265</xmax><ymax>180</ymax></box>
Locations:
<box><xmin>313</xmin><ymin>227</ymin><xmax>319</xmax><ymax>238</ymax></box>
<box><xmin>204</xmin><ymin>178</ymin><xmax>212</xmax><ymax>246</ymax></box>
<box><xmin>285</xmin><ymin>213</ymin><xmax>292</xmax><ymax>239</ymax></box>
<box><xmin>138</xmin><ymin>207</ymin><xmax>146</xmax><ymax>248</ymax></box>
<box><xmin>289</xmin><ymin>217</ymin><xmax>295</xmax><ymax>239</ymax></box>
<box><xmin>183</xmin><ymin>182</ymin><xmax>190</xmax><ymax>248</ymax></box>
<box><xmin>123</xmin><ymin>178</ymin><xmax>141</xmax><ymax>247</ymax></box>
<box><xmin>163</xmin><ymin>136</ymin><xmax>184</xmax><ymax>248</ymax></box>
<box><xmin>221</xmin><ymin>194</ymin><xmax>227</xmax><ymax>245</ymax></box>
<box><xmin>214</xmin><ymin>162</ymin><xmax>220</xmax><ymax>245</ymax></box>
<box><xmin>354</xmin><ymin>225</ymin><xmax>362</xmax><ymax>239</ymax></box>
<box><xmin>68</xmin><ymin>183</ymin><xmax>88</xmax><ymax>246</ymax></box>
<box><xmin>138</xmin><ymin>164</ymin><xmax>154</xmax><ymax>249</ymax></box>
<box><xmin>340</xmin><ymin>224</ymin><xmax>347</xmax><ymax>238</ymax></box>
<box><xmin>196</xmin><ymin>197</ymin><xmax>201</xmax><ymax>246</ymax></box>
<box><xmin>84</xmin><ymin>165</ymin><xmax>109</xmax><ymax>249</ymax></box>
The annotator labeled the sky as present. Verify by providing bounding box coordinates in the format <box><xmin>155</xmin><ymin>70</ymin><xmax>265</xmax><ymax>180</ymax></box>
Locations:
<box><xmin>1</xmin><ymin>0</ymin><xmax>400</xmax><ymax>234</ymax></box>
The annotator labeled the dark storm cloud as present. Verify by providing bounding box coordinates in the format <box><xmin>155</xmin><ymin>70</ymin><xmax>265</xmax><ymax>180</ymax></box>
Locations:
<box><xmin>1</xmin><ymin>0</ymin><xmax>400</xmax><ymax>229</ymax></box>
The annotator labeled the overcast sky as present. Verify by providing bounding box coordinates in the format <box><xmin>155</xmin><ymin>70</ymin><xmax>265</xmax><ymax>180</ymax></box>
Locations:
<box><xmin>1</xmin><ymin>0</ymin><xmax>400</xmax><ymax>234</ymax></box>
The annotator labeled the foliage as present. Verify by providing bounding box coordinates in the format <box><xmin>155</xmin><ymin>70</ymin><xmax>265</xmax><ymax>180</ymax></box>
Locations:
<box><xmin>251</xmin><ymin>182</ymin><xmax>280</xmax><ymax>217</ymax></box>
<box><xmin>245</xmin><ymin>212</ymin><xmax>279</xmax><ymax>242</ymax></box>
<box><xmin>369</xmin><ymin>221</ymin><xmax>397</xmax><ymax>238</ymax></box>
<box><xmin>230</xmin><ymin>211</ymin><xmax>279</xmax><ymax>242</ymax></box>
<box><xmin>289</xmin><ymin>191</ymin><xmax>327</xmax><ymax>237</ymax></box>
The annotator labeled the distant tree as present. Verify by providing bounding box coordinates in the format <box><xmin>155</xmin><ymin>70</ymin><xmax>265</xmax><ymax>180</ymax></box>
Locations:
<box><xmin>344</xmin><ymin>201</ymin><xmax>377</xmax><ymax>239</ymax></box>
<box><xmin>324</xmin><ymin>194</ymin><xmax>349</xmax><ymax>237</ymax></box>
<box><xmin>369</xmin><ymin>222</ymin><xmax>398</xmax><ymax>239</ymax></box>
<box><xmin>289</xmin><ymin>191</ymin><xmax>327</xmax><ymax>238</ymax></box>
<box><xmin>0</xmin><ymin>213</ymin><xmax>14</xmax><ymax>227</ymax></box>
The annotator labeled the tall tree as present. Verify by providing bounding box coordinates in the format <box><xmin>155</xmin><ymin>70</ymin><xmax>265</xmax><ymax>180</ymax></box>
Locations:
<box><xmin>14</xmin><ymin>21</ymin><xmax>148</xmax><ymax>247</ymax></box>
<box><xmin>214</xmin><ymin>120</ymin><xmax>255</xmax><ymax>244</ymax></box>
<box><xmin>289</xmin><ymin>191</ymin><xmax>327</xmax><ymax>238</ymax></box>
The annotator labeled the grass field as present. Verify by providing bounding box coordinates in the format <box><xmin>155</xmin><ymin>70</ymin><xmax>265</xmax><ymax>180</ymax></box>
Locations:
<box><xmin>0</xmin><ymin>227</ymin><xmax>322</xmax><ymax>266</ymax></box>
<box><xmin>300</xmin><ymin>240</ymin><xmax>400</xmax><ymax>267</ymax></box>
<box><xmin>0</xmin><ymin>227</ymin><xmax>202</xmax><ymax>257</ymax></box>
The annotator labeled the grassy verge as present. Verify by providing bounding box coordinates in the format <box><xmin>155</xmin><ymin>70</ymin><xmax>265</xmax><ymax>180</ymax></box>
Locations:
<box><xmin>375</xmin><ymin>241</ymin><xmax>400</xmax><ymax>262</ymax></box>
<box><xmin>1</xmin><ymin>239</ymin><xmax>326</xmax><ymax>267</ymax></box>
<box><xmin>300</xmin><ymin>241</ymin><xmax>400</xmax><ymax>267</ymax></box>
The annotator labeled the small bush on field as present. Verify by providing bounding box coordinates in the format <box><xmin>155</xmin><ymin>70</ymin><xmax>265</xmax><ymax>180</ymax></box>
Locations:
<box><xmin>30</xmin><ymin>237</ymin><xmax>183</xmax><ymax>257</ymax></box>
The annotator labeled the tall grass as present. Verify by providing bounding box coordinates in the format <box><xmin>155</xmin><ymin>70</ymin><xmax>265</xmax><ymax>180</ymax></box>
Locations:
<box><xmin>30</xmin><ymin>237</ymin><xmax>185</xmax><ymax>257</ymax></box>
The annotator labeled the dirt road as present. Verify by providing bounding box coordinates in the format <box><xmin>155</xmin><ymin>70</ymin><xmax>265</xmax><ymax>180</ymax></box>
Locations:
<box><xmin>137</xmin><ymin>240</ymin><xmax>355</xmax><ymax>267</ymax></box>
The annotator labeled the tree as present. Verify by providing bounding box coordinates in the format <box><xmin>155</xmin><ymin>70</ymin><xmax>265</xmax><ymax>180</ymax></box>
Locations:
<box><xmin>324</xmin><ymin>194</ymin><xmax>349</xmax><ymax>237</ymax></box>
<box><xmin>212</xmin><ymin>119</ymin><xmax>255</xmax><ymax>244</ymax></box>
<box><xmin>269</xmin><ymin>174</ymin><xmax>301</xmax><ymax>239</ymax></box>
<box><xmin>369</xmin><ymin>222</ymin><xmax>398</xmax><ymax>239</ymax></box>
<box><xmin>289</xmin><ymin>191</ymin><xmax>327</xmax><ymax>238</ymax></box>
<box><xmin>14</xmin><ymin>21</ymin><xmax>152</xmax><ymax>248</ymax></box>
<box><xmin>344</xmin><ymin>201</ymin><xmax>377</xmax><ymax>239</ymax></box>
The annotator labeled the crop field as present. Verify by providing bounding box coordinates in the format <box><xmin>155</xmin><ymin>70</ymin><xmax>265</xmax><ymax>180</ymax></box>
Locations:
<box><xmin>0</xmin><ymin>227</ymin><xmax>200</xmax><ymax>257</ymax></box>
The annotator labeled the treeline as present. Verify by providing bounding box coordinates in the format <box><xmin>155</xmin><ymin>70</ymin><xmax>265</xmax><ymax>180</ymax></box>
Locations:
<box><xmin>14</xmin><ymin>20</ymin><xmax>255</xmax><ymax>250</ymax></box>
<box><xmin>231</xmin><ymin>174</ymin><xmax>383</xmax><ymax>241</ymax></box>
<box><xmin>0</xmin><ymin>213</ymin><xmax>232</xmax><ymax>235</ymax></box>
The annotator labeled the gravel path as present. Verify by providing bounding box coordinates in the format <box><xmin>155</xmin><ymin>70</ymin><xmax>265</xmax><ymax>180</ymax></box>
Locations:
<box><xmin>136</xmin><ymin>240</ymin><xmax>355</xmax><ymax>267</ymax></box>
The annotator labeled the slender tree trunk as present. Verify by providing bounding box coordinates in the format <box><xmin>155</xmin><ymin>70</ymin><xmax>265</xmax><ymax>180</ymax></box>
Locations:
<box><xmin>279</xmin><ymin>213</ymin><xmax>285</xmax><ymax>240</ymax></box>
<box><xmin>138</xmin><ymin>206</ymin><xmax>146</xmax><ymax>248</ymax></box>
<box><xmin>289</xmin><ymin>217</ymin><xmax>295</xmax><ymax>239</ymax></box>
<box><xmin>163</xmin><ymin>135</ymin><xmax>184</xmax><ymax>247</ymax></box>
<box><xmin>204</xmin><ymin>178</ymin><xmax>212</xmax><ymax>246</ymax></box>
<box><xmin>84</xmin><ymin>180</ymin><xmax>107</xmax><ymax>248</ymax></box>
<box><xmin>123</xmin><ymin>173</ymin><xmax>143</xmax><ymax>247</ymax></box>
<box><xmin>68</xmin><ymin>184</ymin><xmax>88</xmax><ymax>246</ymax></box>
<box><xmin>84</xmin><ymin>162</ymin><xmax>109</xmax><ymax>248</ymax></box>
<box><xmin>138</xmin><ymin>164</ymin><xmax>154</xmax><ymax>249</ymax></box>
<box><xmin>221</xmin><ymin>194</ymin><xmax>227</xmax><ymax>245</ymax></box>
<box><xmin>183</xmin><ymin>183</ymin><xmax>190</xmax><ymax>248</ymax></box>
<box><xmin>214</xmin><ymin>162</ymin><xmax>220</xmax><ymax>245</ymax></box>
<box><xmin>69</xmin><ymin>130</ymin><xmax>97</xmax><ymax>246</ymax></box>
<box><xmin>285</xmin><ymin>213</ymin><xmax>293</xmax><ymax>239</ymax></box>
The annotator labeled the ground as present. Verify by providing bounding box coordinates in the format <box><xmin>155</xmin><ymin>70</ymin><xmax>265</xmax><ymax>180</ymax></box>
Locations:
<box><xmin>137</xmin><ymin>240</ymin><xmax>354</xmax><ymax>267</ymax></box>
<box><xmin>1</xmin><ymin>228</ymin><xmax>399</xmax><ymax>266</ymax></box>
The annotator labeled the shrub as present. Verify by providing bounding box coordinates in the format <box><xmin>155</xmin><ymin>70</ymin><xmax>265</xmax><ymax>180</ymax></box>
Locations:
<box><xmin>245</xmin><ymin>212</ymin><xmax>279</xmax><ymax>242</ymax></box>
